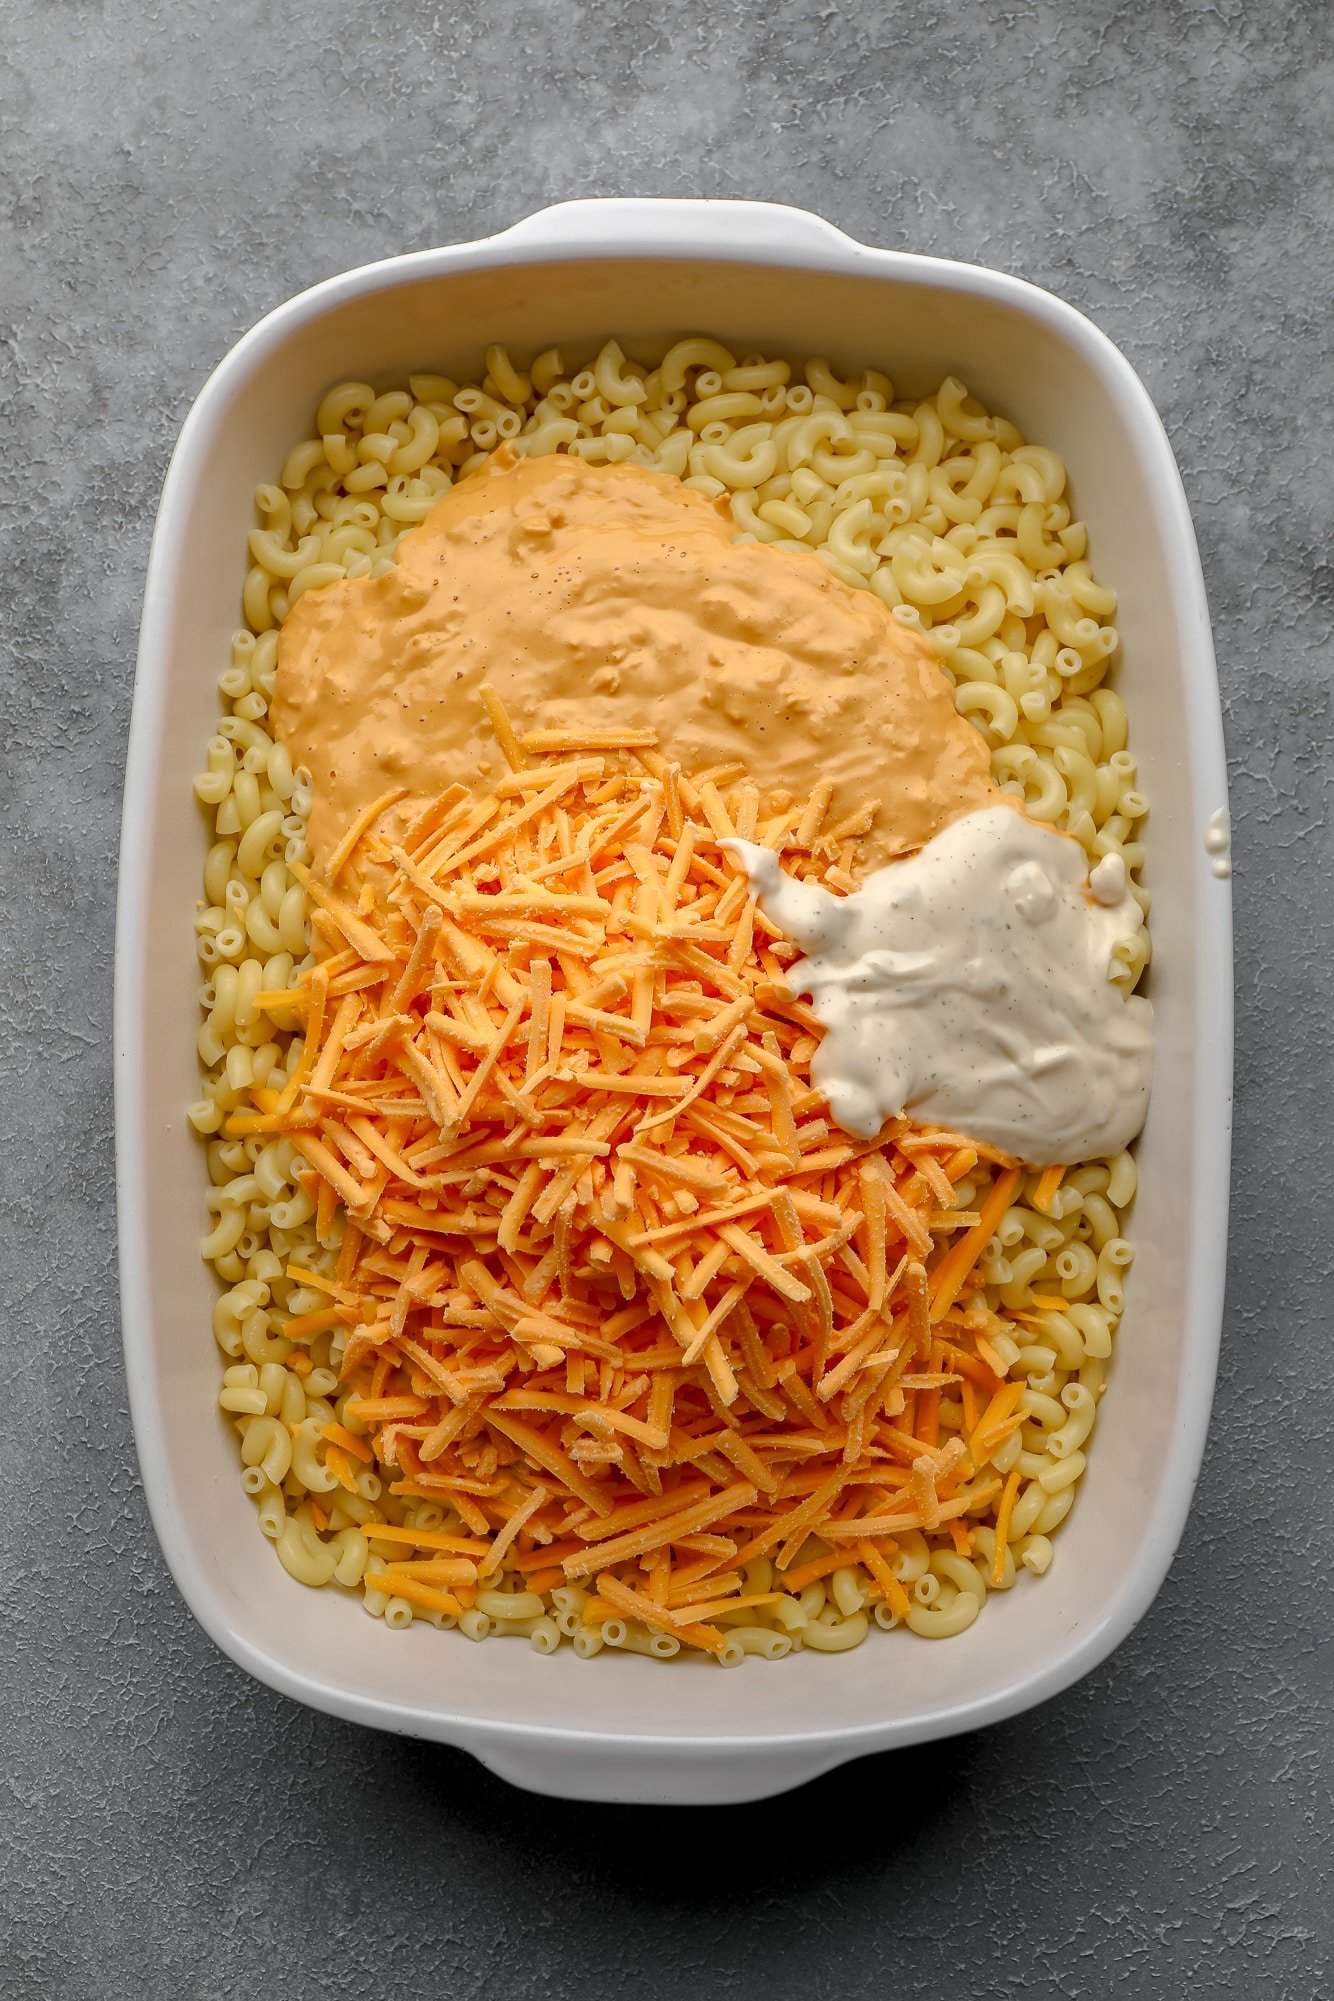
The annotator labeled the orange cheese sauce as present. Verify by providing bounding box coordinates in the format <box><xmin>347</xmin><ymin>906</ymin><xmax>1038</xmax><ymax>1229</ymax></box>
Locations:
<box><xmin>272</xmin><ymin>449</ymin><xmax>1000</xmax><ymax>875</ymax></box>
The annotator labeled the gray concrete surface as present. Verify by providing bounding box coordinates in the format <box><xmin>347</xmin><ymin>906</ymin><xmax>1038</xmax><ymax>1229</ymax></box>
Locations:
<box><xmin>2</xmin><ymin>1</ymin><xmax>1331</xmax><ymax>1996</ymax></box>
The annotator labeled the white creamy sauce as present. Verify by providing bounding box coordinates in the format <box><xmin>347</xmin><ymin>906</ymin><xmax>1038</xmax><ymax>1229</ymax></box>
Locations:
<box><xmin>1205</xmin><ymin>806</ymin><xmax>1232</xmax><ymax>879</ymax></box>
<box><xmin>725</xmin><ymin>807</ymin><xmax>1153</xmax><ymax>1166</ymax></box>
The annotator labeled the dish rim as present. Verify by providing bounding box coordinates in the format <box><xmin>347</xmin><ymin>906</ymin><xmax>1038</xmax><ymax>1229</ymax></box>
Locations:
<box><xmin>115</xmin><ymin>196</ymin><xmax>1232</xmax><ymax>1795</ymax></box>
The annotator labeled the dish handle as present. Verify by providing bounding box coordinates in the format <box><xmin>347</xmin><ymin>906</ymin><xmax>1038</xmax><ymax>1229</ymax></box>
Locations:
<box><xmin>469</xmin><ymin>1730</ymin><xmax>849</xmax><ymax>1806</ymax></box>
<box><xmin>487</xmin><ymin>196</ymin><xmax>870</xmax><ymax>266</ymax></box>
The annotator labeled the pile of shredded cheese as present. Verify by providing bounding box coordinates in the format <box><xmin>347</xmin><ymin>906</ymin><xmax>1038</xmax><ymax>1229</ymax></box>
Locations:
<box><xmin>226</xmin><ymin>694</ymin><xmax>1046</xmax><ymax>1656</ymax></box>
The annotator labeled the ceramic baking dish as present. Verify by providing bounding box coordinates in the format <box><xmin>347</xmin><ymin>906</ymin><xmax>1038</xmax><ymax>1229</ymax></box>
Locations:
<box><xmin>116</xmin><ymin>197</ymin><xmax>1232</xmax><ymax>1805</ymax></box>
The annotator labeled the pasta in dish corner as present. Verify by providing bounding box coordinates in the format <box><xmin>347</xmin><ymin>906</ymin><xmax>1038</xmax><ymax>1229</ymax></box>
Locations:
<box><xmin>189</xmin><ymin>339</ymin><xmax>1150</xmax><ymax>1663</ymax></box>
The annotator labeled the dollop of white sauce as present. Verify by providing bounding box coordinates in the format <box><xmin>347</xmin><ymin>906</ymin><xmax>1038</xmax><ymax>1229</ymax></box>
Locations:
<box><xmin>725</xmin><ymin>807</ymin><xmax>1153</xmax><ymax>1166</ymax></box>
<box><xmin>1205</xmin><ymin>806</ymin><xmax>1232</xmax><ymax>879</ymax></box>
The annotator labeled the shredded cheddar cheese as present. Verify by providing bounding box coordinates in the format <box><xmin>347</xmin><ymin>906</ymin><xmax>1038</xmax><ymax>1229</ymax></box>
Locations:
<box><xmin>227</xmin><ymin>708</ymin><xmax>1039</xmax><ymax>1659</ymax></box>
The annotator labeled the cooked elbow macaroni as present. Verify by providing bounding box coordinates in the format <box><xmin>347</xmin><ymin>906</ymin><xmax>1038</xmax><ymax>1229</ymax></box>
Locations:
<box><xmin>192</xmin><ymin>340</ymin><xmax>1147</xmax><ymax>1660</ymax></box>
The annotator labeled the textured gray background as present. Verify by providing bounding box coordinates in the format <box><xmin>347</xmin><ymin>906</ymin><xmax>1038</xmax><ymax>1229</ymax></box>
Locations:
<box><xmin>2</xmin><ymin>1</ymin><xmax>1331</xmax><ymax>1996</ymax></box>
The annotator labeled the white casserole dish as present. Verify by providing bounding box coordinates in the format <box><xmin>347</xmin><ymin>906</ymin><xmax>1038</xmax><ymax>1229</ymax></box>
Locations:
<box><xmin>116</xmin><ymin>197</ymin><xmax>1232</xmax><ymax>1806</ymax></box>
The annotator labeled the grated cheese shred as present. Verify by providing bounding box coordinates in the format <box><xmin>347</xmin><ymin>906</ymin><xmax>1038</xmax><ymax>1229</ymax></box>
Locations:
<box><xmin>230</xmin><ymin>700</ymin><xmax>1030</xmax><ymax>1656</ymax></box>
